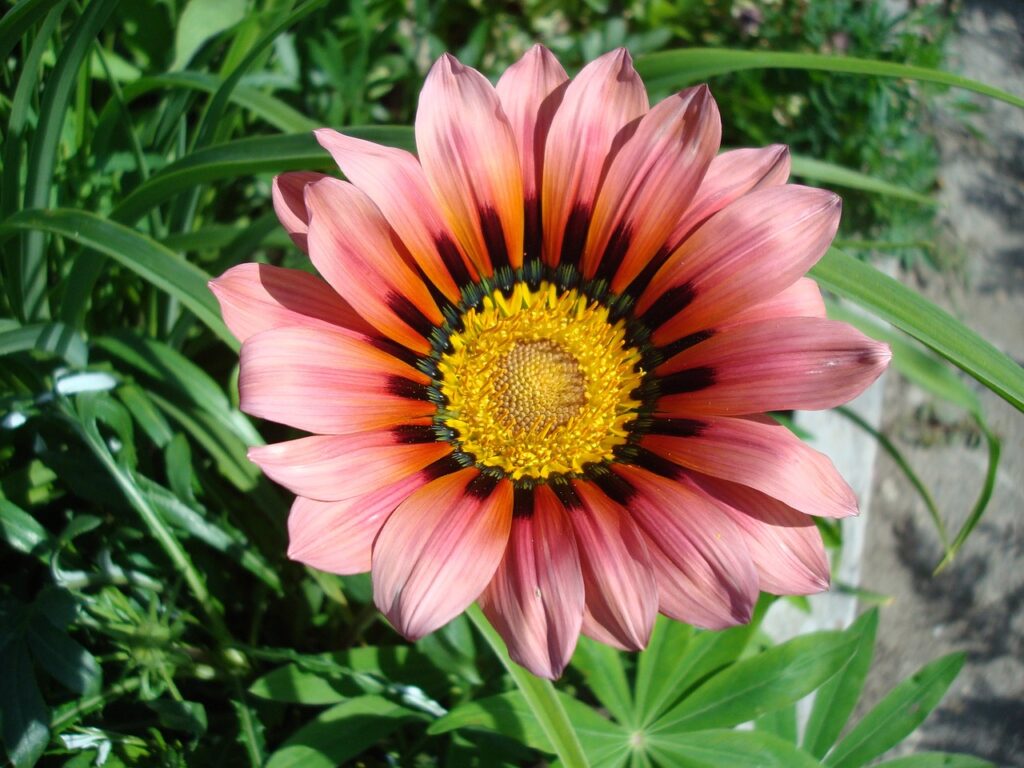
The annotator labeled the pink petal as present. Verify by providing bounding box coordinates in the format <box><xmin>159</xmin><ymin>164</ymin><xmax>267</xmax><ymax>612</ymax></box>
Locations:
<box><xmin>585</xmin><ymin>85</ymin><xmax>722</xmax><ymax>288</ymax></box>
<box><xmin>479</xmin><ymin>485</ymin><xmax>584</xmax><ymax>679</ymax></box>
<box><xmin>640</xmin><ymin>414</ymin><xmax>859</xmax><ymax>518</ymax></box>
<box><xmin>239</xmin><ymin>325</ymin><xmax>435</xmax><ymax>434</ymax></box>
<box><xmin>693</xmin><ymin>474</ymin><xmax>830</xmax><ymax>595</ymax></box>
<box><xmin>637</xmin><ymin>185</ymin><xmax>841</xmax><ymax>346</ymax></box>
<box><xmin>663</xmin><ymin>145</ymin><xmax>791</xmax><ymax>257</ymax></box>
<box><xmin>248</xmin><ymin>426</ymin><xmax>451</xmax><ymax>502</ymax></box>
<box><xmin>415</xmin><ymin>54</ymin><xmax>524</xmax><ymax>275</ymax></box>
<box><xmin>568</xmin><ymin>479</ymin><xmax>657</xmax><ymax>651</ymax></box>
<box><xmin>495</xmin><ymin>44</ymin><xmax>569</xmax><ymax>262</ymax></box>
<box><xmin>272</xmin><ymin>171</ymin><xmax>326</xmax><ymax>251</ymax></box>
<box><xmin>654</xmin><ymin>317</ymin><xmax>891</xmax><ymax>414</ymax></box>
<box><xmin>373</xmin><ymin>469</ymin><xmax>513</xmax><ymax>640</ymax></box>
<box><xmin>609</xmin><ymin>464</ymin><xmax>759</xmax><ymax>629</ymax></box>
<box><xmin>305</xmin><ymin>177</ymin><xmax>444</xmax><ymax>355</ymax></box>
<box><xmin>209</xmin><ymin>262</ymin><xmax>373</xmax><ymax>343</ymax></box>
<box><xmin>719</xmin><ymin>277</ymin><xmax>826</xmax><ymax>330</ymax></box>
<box><xmin>314</xmin><ymin>129</ymin><xmax>476</xmax><ymax>302</ymax></box>
<box><xmin>287</xmin><ymin>469</ymin><xmax>431</xmax><ymax>574</ymax></box>
<box><xmin>541</xmin><ymin>48</ymin><xmax>648</xmax><ymax>269</ymax></box>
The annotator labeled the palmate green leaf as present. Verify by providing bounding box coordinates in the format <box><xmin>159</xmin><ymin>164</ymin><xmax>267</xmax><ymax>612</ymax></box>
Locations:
<box><xmin>646</xmin><ymin>729</ymin><xmax>820</xmax><ymax>768</ymax></box>
<box><xmin>812</xmin><ymin>249</ymin><xmax>1024</xmax><ymax>414</ymax></box>
<box><xmin>0</xmin><ymin>499</ymin><xmax>52</xmax><ymax>559</ymax></box>
<box><xmin>824</xmin><ymin>653</ymin><xmax>965</xmax><ymax>768</ymax></box>
<box><xmin>635</xmin><ymin>48</ymin><xmax>1024</xmax><ymax>109</ymax></box>
<box><xmin>264</xmin><ymin>695</ymin><xmax>421</xmax><ymax>768</ymax></box>
<box><xmin>789</xmin><ymin>156</ymin><xmax>935</xmax><ymax>206</ymax></box>
<box><xmin>651</xmin><ymin>630</ymin><xmax>857</xmax><ymax>733</ymax></box>
<box><xmin>429</xmin><ymin>690</ymin><xmax>628</xmax><ymax>767</ymax></box>
<box><xmin>571</xmin><ymin>636</ymin><xmax>634</xmax><ymax>727</ymax></box>
<box><xmin>16</xmin><ymin>0</ymin><xmax>119</xmax><ymax>322</ymax></box>
<box><xmin>111</xmin><ymin>128</ymin><xmax>415</xmax><ymax>225</ymax></box>
<box><xmin>872</xmin><ymin>753</ymin><xmax>994</xmax><ymax>768</ymax></box>
<box><xmin>802</xmin><ymin>609</ymin><xmax>879</xmax><ymax>758</ymax></box>
<box><xmin>0</xmin><ymin>210</ymin><xmax>234</xmax><ymax>349</ymax></box>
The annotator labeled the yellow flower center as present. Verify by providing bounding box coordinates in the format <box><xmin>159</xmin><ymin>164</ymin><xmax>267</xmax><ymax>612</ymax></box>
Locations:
<box><xmin>437</xmin><ymin>281</ymin><xmax>644</xmax><ymax>480</ymax></box>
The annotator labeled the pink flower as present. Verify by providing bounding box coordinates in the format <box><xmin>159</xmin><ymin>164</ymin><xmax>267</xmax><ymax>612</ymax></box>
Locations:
<box><xmin>210</xmin><ymin>46</ymin><xmax>890</xmax><ymax>679</ymax></box>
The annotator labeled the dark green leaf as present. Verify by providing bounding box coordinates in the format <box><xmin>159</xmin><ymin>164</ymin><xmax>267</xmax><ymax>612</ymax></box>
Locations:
<box><xmin>824</xmin><ymin>653</ymin><xmax>965</xmax><ymax>768</ymax></box>
<box><xmin>0</xmin><ymin>0</ymin><xmax>65</xmax><ymax>63</ymax></box>
<box><xmin>653</xmin><ymin>631</ymin><xmax>857</xmax><ymax>733</ymax></box>
<box><xmin>803</xmin><ymin>609</ymin><xmax>879</xmax><ymax>758</ymax></box>
<box><xmin>264</xmin><ymin>695</ymin><xmax>418</xmax><ymax>768</ymax></box>
<box><xmin>27</xmin><ymin>616</ymin><xmax>101</xmax><ymax>696</ymax></box>
<box><xmin>0</xmin><ymin>636</ymin><xmax>49</xmax><ymax>768</ymax></box>
<box><xmin>872</xmin><ymin>753</ymin><xmax>994</xmax><ymax>768</ymax></box>
<box><xmin>146</xmin><ymin>699</ymin><xmax>208</xmax><ymax>735</ymax></box>
<box><xmin>0</xmin><ymin>499</ymin><xmax>51</xmax><ymax>558</ymax></box>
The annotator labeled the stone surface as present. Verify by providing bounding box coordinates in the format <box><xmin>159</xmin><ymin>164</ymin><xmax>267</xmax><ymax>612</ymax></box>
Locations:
<box><xmin>858</xmin><ymin>1</ymin><xmax>1024</xmax><ymax>765</ymax></box>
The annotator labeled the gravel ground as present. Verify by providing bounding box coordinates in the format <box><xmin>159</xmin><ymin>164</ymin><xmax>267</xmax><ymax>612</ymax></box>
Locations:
<box><xmin>859</xmin><ymin>1</ymin><xmax>1024</xmax><ymax>765</ymax></box>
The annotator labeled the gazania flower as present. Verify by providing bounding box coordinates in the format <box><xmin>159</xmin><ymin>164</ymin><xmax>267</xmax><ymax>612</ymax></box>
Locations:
<box><xmin>211</xmin><ymin>46</ymin><xmax>890</xmax><ymax>679</ymax></box>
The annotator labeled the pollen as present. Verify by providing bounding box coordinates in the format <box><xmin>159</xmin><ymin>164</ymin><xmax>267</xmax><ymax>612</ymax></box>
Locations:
<box><xmin>437</xmin><ymin>281</ymin><xmax>644</xmax><ymax>480</ymax></box>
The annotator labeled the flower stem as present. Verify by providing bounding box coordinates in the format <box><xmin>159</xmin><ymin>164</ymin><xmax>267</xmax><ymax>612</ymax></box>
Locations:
<box><xmin>466</xmin><ymin>605</ymin><xmax>590</xmax><ymax>768</ymax></box>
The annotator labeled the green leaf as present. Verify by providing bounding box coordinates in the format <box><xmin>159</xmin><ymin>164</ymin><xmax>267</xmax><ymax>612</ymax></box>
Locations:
<box><xmin>811</xmin><ymin>248</ymin><xmax>1024</xmax><ymax>414</ymax></box>
<box><xmin>264</xmin><ymin>695</ymin><xmax>418</xmax><ymax>768</ymax></box>
<box><xmin>27</xmin><ymin>613</ymin><xmax>101</xmax><ymax>696</ymax></box>
<box><xmin>0</xmin><ymin>209</ymin><xmax>234</xmax><ymax>349</ymax></box>
<box><xmin>172</xmin><ymin>0</ymin><xmax>246</xmax><ymax>70</ymax></box>
<box><xmin>802</xmin><ymin>609</ymin><xmax>879</xmax><ymax>758</ymax></box>
<box><xmin>110</xmin><ymin>128</ymin><xmax>415</xmax><ymax>226</ymax></box>
<box><xmin>248</xmin><ymin>664</ymin><xmax>353</xmax><ymax>705</ymax></box>
<box><xmin>0</xmin><ymin>0</ymin><xmax>65</xmax><ymax>64</ymax></box>
<box><xmin>0</xmin><ymin>498</ymin><xmax>52</xmax><ymax>558</ymax></box>
<box><xmin>0</xmin><ymin>322</ymin><xmax>88</xmax><ymax>367</ymax></box>
<box><xmin>635</xmin><ymin>48</ymin><xmax>1024</xmax><ymax>110</ymax></box>
<box><xmin>872</xmin><ymin>753</ymin><xmax>994</xmax><ymax>768</ymax></box>
<box><xmin>0</xmin><ymin>633</ymin><xmax>49</xmax><ymax>768</ymax></box>
<box><xmin>146</xmin><ymin>699</ymin><xmax>208</xmax><ymax>735</ymax></box>
<box><xmin>824</xmin><ymin>653</ymin><xmax>965</xmax><ymax>768</ymax></box>
<box><xmin>789</xmin><ymin>156</ymin><xmax>935</xmax><ymax>206</ymax></box>
<box><xmin>653</xmin><ymin>631</ymin><xmax>857</xmax><ymax>733</ymax></box>
<box><xmin>647</xmin><ymin>729</ymin><xmax>820</xmax><ymax>768</ymax></box>
<box><xmin>17</xmin><ymin>0</ymin><xmax>119</xmax><ymax>321</ymax></box>
<box><xmin>429</xmin><ymin>690</ymin><xmax>626</xmax><ymax>764</ymax></box>
<box><xmin>571</xmin><ymin>636</ymin><xmax>634</xmax><ymax>726</ymax></box>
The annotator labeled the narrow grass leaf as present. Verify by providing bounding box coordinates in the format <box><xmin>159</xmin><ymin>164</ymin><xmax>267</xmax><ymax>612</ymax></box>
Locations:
<box><xmin>647</xmin><ymin>730</ymin><xmax>820</xmax><ymax>768</ymax></box>
<box><xmin>635</xmin><ymin>49</ymin><xmax>1024</xmax><ymax>110</ymax></box>
<box><xmin>802</xmin><ymin>609</ymin><xmax>879</xmax><ymax>758</ymax></box>
<box><xmin>0</xmin><ymin>0</ymin><xmax>65</xmax><ymax>64</ymax></box>
<box><xmin>0</xmin><ymin>209</ymin><xmax>234</xmax><ymax>349</ymax></box>
<box><xmin>872</xmin><ymin>753</ymin><xmax>994</xmax><ymax>768</ymax></box>
<box><xmin>0</xmin><ymin>322</ymin><xmax>88</xmax><ymax>367</ymax></box>
<box><xmin>111</xmin><ymin>128</ymin><xmax>415</xmax><ymax>225</ymax></box>
<box><xmin>790</xmin><ymin>156</ymin><xmax>935</xmax><ymax>206</ymax></box>
<box><xmin>825</xmin><ymin>653</ymin><xmax>965</xmax><ymax>768</ymax></box>
<box><xmin>811</xmin><ymin>248</ymin><xmax>1024</xmax><ymax>413</ymax></box>
<box><xmin>652</xmin><ymin>631</ymin><xmax>857</xmax><ymax>733</ymax></box>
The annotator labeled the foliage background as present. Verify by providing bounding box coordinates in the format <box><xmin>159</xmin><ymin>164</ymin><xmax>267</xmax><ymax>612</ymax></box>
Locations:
<box><xmin>1</xmin><ymin>0</ymin><xmax>1020</xmax><ymax>766</ymax></box>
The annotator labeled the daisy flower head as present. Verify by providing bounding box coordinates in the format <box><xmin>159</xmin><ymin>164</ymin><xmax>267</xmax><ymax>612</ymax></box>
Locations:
<box><xmin>211</xmin><ymin>46</ymin><xmax>890</xmax><ymax>679</ymax></box>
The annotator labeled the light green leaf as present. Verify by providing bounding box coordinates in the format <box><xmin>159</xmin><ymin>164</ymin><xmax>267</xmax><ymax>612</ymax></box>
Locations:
<box><xmin>825</xmin><ymin>653</ymin><xmax>965</xmax><ymax>768</ymax></box>
<box><xmin>872</xmin><ymin>753</ymin><xmax>994</xmax><ymax>768</ymax></box>
<box><xmin>802</xmin><ymin>609</ymin><xmax>879</xmax><ymax>758</ymax></box>
<box><xmin>0</xmin><ymin>209</ymin><xmax>234</xmax><ymax>349</ymax></box>
<box><xmin>571</xmin><ymin>636</ymin><xmax>634</xmax><ymax>726</ymax></box>
<box><xmin>0</xmin><ymin>499</ymin><xmax>52</xmax><ymax>558</ymax></box>
<box><xmin>635</xmin><ymin>48</ymin><xmax>1024</xmax><ymax>109</ymax></box>
<box><xmin>264</xmin><ymin>695</ymin><xmax>419</xmax><ymax>768</ymax></box>
<box><xmin>647</xmin><ymin>729</ymin><xmax>819</xmax><ymax>768</ymax></box>
<box><xmin>653</xmin><ymin>631</ymin><xmax>857</xmax><ymax>733</ymax></box>
<box><xmin>812</xmin><ymin>248</ymin><xmax>1024</xmax><ymax>414</ymax></box>
<box><xmin>248</xmin><ymin>664</ymin><xmax>353</xmax><ymax>705</ymax></box>
<box><xmin>172</xmin><ymin>0</ymin><xmax>246</xmax><ymax>70</ymax></box>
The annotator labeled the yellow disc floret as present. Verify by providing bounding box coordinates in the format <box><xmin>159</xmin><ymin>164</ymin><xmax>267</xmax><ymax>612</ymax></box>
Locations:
<box><xmin>438</xmin><ymin>281</ymin><xmax>644</xmax><ymax>480</ymax></box>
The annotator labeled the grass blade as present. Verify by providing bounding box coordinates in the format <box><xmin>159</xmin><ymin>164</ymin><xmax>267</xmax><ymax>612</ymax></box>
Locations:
<box><xmin>635</xmin><ymin>49</ymin><xmax>1024</xmax><ymax>110</ymax></box>
<box><xmin>0</xmin><ymin>0</ymin><xmax>64</xmax><ymax>63</ymax></box>
<box><xmin>789</xmin><ymin>156</ymin><xmax>935</xmax><ymax>206</ymax></box>
<box><xmin>811</xmin><ymin>248</ymin><xmax>1024</xmax><ymax>413</ymax></box>
<box><xmin>0</xmin><ymin>209</ymin><xmax>234</xmax><ymax>349</ymax></box>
